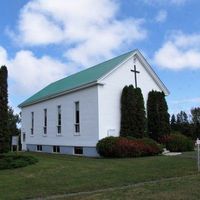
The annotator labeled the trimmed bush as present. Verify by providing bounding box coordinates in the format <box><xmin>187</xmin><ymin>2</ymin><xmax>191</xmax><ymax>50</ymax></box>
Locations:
<box><xmin>138</xmin><ymin>138</ymin><xmax>163</xmax><ymax>154</ymax></box>
<box><xmin>0</xmin><ymin>154</ymin><xmax>38</xmax><ymax>170</ymax></box>
<box><xmin>96</xmin><ymin>136</ymin><xmax>162</xmax><ymax>158</ymax></box>
<box><xmin>96</xmin><ymin>137</ymin><xmax>119</xmax><ymax>158</ymax></box>
<box><xmin>165</xmin><ymin>133</ymin><xmax>194</xmax><ymax>152</ymax></box>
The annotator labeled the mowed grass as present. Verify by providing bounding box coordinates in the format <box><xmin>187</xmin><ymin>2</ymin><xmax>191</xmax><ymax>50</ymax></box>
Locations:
<box><xmin>0</xmin><ymin>151</ymin><xmax>198</xmax><ymax>200</ymax></box>
<box><xmin>68</xmin><ymin>175</ymin><xmax>200</xmax><ymax>200</ymax></box>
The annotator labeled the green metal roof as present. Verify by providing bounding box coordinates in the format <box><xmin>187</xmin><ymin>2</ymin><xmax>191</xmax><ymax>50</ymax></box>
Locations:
<box><xmin>19</xmin><ymin>50</ymin><xmax>135</xmax><ymax>107</ymax></box>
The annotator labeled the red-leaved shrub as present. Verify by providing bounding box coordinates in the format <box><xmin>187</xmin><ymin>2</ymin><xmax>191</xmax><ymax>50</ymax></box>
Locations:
<box><xmin>96</xmin><ymin>137</ymin><xmax>162</xmax><ymax>158</ymax></box>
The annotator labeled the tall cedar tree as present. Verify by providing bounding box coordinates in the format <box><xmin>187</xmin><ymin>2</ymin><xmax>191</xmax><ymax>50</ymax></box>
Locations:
<box><xmin>120</xmin><ymin>85</ymin><xmax>146</xmax><ymax>138</ymax></box>
<box><xmin>134</xmin><ymin>88</ymin><xmax>146</xmax><ymax>137</ymax></box>
<box><xmin>120</xmin><ymin>85</ymin><xmax>137</xmax><ymax>137</ymax></box>
<box><xmin>127</xmin><ymin>85</ymin><xmax>137</xmax><ymax>137</ymax></box>
<box><xmin>0</xmin><ymin>66</ymin><xmax>9</xmax><ymax>153</ymax></box>
<box><xmin>147</xmin><ymin>90</ymin><xmax>170</xmax><ymax>141</ymax></box>
<box><xmin>120</xmin><ymin>86</ymin><xmax>129</xmax><ymax>136</ymax></box>
<box><xmin>147</xmin><ymin>91</ymin><xmax>158</xmax><ymax>140</ymax></box>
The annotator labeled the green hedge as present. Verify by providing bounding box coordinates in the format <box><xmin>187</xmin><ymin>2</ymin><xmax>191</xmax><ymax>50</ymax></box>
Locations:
<box><xmin>166</xmin><ymin>133</ymin><xmax>194</xmax><ymax>152</ymax></box>
<box><xmin>96</xmin><ymin>137</ymin><xmax>162</xmax><ymax>158</ymax></box>
<box><xmin>0</xmin><ymin>154</ymin><xmax>38</xmax><ymax>170</ymax></box>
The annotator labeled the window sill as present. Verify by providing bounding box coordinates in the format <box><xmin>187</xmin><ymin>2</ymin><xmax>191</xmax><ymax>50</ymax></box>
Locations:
<box><xmin>56</xmin><ymin>133</ymin><xmax>63</xmax><ymax>137</ymax></box>
<box><xmin>74</xmin><ymin>153</ymin><xmax>83</xmax><ymax>156</ymax></box>
<box><xmin>43</xmin><ymin>134</ymin><xmax>47</xmax><ymax>137</ymax></box>
<box><xmin>30</xmin><ymin>135</ymin><xmax>34</xmax><ymax>137</ymax></box>
<box><xmin>74</xmin><ymin>132</ymin><xmax>80</xmax><ymax>136</ymax></box>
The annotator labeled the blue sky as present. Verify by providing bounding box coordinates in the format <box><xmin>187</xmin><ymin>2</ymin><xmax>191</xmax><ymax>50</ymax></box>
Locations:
<box><xmin>0</xmin><ymin>0</ymin><xmax>200</xmax><ymax>115</ymax></box>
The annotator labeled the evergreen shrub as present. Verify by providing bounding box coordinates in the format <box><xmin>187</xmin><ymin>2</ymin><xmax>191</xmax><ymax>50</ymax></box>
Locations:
<box><xmin>120</xmin><ymin>85</ymin><xmax>146</xmax><ymax>138</ymax></box>
<box><xmin>96</xmin><ymin>137</ymin><xmax>119</xmax><ymax>158</ymax></box>
<box><xmin>147</xmin><ymin>91</ymin><xmax>170</xmax><ymax>141</ymax></box>
<box><xmin>0</xmin><ymin>154</ymin><xmax>38</xmax><ymax>170</ymax></box>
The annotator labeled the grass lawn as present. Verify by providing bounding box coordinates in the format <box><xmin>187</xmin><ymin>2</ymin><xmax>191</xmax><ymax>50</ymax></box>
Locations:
<box><xmin>0</xmin><ymin>151</ymin><xmax>198</xmax><ymax>200</ymax></box>
<box><xmin>68</xmin><ymin>175</ymin><xmax>200</xmax><ymax>200</ymax></box>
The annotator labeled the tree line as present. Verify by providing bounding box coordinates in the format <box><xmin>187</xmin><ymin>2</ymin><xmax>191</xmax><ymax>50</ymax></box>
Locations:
<box><xmin>171</xmin><ymin>109</ymin><xmax>200</xmax><ymax>139</ymax></box>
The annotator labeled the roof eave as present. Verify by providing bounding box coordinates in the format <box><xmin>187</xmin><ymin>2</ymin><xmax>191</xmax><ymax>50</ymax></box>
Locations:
<box><xmin>135</xmin><ymin>50</ymin><xmax>170</xmax><ymax>96</ymax></box>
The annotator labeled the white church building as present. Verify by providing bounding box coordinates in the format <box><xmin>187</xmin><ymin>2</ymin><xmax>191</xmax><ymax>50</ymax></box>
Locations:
<box><xmin>19</xmin><ymin>50</ymin><xmax>169</xmax><ymax>157</ymax></box>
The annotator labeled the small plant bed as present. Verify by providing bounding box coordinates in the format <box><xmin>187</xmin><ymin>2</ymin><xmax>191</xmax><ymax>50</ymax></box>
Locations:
<box><xmin>0</xmin><ymin>154</ymin><xmax>38</xmax><ymax>170</ymax></box>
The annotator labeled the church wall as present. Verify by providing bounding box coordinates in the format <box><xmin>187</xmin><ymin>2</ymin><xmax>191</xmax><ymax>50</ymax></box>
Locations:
<box><xmin>97</xmin><ymin>54</ymin><xmax>162</xmax><ymax>140</ymax></box>
<box><xmin>21</xmin><ymin>85</ymin><xmax>99</xmax><ymax>155</ymax></box>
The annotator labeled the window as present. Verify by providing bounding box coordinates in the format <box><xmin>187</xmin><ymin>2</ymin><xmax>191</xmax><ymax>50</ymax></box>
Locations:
<box><xmin>53</xmin><ymin>146</ymin><xmax>60</xmax><ymax>153</ymax></box>
<box><xmin>44</xmin><ymin>109</ymin><xmax>47</xmax><ymax>134</ymax></box>
<box><xmin>31</xmin><ymin>112</ymin><xmax>34</xmax><ymax>135</ymax></box>
<box><xmin>23</xmin><ymin>133</ymin><xmax>26</xmax><ymax>142</ymax></box>
<box><xmin>37</xmin><ymin>145</ymin><xmax>42</xmax><ymax>151</ymax></box>
<box><xmin>74</xmin><ymin>147</ymin><xmax>83</xmax><ymax>155</ymax></box>
<box><xmin>57</xmin><ymin>106</ymin><xmax>62</xmax><ymax>134</ymax></box>
<box><xmin>74</xmin><ymin>102</ymin><xmax>80</xmax><ymax>133</ymax></box>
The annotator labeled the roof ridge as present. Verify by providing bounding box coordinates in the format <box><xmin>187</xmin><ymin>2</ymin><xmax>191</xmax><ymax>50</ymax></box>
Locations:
<box><xmin>50</xmin><ymin>50</ymin><xmax>135</xmax><ymax>85</ymax></box>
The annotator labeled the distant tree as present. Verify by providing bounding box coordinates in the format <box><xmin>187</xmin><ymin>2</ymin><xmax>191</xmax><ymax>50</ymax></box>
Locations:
<box><xmin>191</xmin><ymin>107</ymin><xmax>200</xmax><ymax>139</ymax></box>
<box><xmin>8</xmin><ymin>107</ymin><xmax>21</xmax><ymax>136</ymax></box>
<box><xmin>170</xmin><ymin>114</ymin><xmax>176</xmax><ymax>131</ymax></box>
<box><xmin>0</xmin><ymin>66</ymin><xmax>9</xmax><ymax>153</ymax></box>
<box><xmin>191</xmin><ymin>108</ymin><xmax>200</xmax><ymax>124</ymax></box>
<box><xmin>8</xmin><ymin>107</ymin><xmax>21</xmax><ymax>150</ymax></box>
<box><xmin>177</xmin><ymin>111</ymin><xmax>189</xmax><ymax>124</ymax></box>
<box><xmin>175</xmin><ymin>111</ymin><xmax>193</xmax><ymax>138</ymax></box>
<box><xmin>147</xmin><ymin>90</ymin><xmax>170</xmax><ymax>141</ymax></box>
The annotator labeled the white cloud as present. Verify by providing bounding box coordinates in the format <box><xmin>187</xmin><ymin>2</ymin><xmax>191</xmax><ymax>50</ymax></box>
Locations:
<box><xmin>154</xmin><ymin>32</ymin><xmax>200</xmax><ymax>70</ymax></box>
<box><xmin>155</xmin><ymin>10</ymin><xmax>167</xmax><ymax>23</ymax></box>
<box><xmin>3</xmin><ymin>0</ymin><xmax>148</xmax><ymax>110</ymax></box>
<box><xmin>0</xmin><ymin>46</ymin><xmax>67</xmax><ymax>96</ymax></box>
<box><xmin>9</xmin><ymin>0</ymin><xmax>147</xmax><ymax>66</ymax></box>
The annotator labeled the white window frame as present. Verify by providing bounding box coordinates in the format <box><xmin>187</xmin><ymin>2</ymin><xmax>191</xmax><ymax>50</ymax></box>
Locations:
<box><xmin>57</xmin><ymin>105</ymin><xmax>62</xmax><ymax>135</ymax></box>
<box><xmin>36</xmin><ymin>145</ymin><xmax>42</xmax><ymax>152</ymax></box>
<box><xmin>74</xmin><ymin>146</ymin><xmax>83</xmax><ymax>155</ymax></box>
<box><xmin>43</xmin><ymin>108</ymin><xmax>47</xmax><ymax>135</ymax></box>
<box><xmin>53</xmin><ymin>146</ymin><xmax>60</xmax><ymax>153</ymax></box>
<box><xmin>74</xmin><ymin>101</ymin><xmax>80</xmax><ymax>135</ymax></box>
<box><xmin>31</xmin><ymin>112</ymin><xmax>34</xmax><ymax>136</ymax></box>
